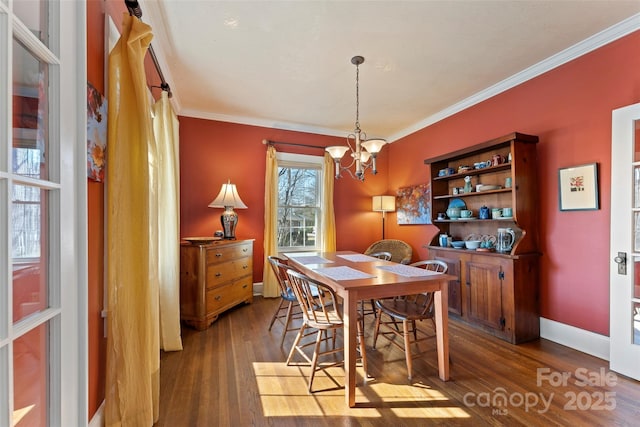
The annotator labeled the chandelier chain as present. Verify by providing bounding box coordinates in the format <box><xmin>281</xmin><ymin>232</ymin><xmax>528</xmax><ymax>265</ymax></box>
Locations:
<box><xmin>355</xmin><ymin>62</ymin><xmax>360</xmax><ymax>131</ymax></box>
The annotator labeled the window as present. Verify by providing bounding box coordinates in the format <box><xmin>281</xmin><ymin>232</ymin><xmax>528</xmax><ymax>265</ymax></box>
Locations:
<box><xmin>276</xmin><ymin>153</ymin><xmax>324</xmax><ymax>251</ymax></box>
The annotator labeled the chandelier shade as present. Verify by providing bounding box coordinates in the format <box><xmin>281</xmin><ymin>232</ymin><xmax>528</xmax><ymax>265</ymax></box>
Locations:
<box><xmin>325</xmin><ymin>55</ymin><xmax>387</xmax><ymax>181</ymax></box>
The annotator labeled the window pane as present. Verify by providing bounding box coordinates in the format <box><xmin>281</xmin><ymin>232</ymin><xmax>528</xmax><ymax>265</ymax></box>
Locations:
<box><xmin>13</xmin><ymin>38</ymin><xmax>49</xmax><ymax>180</ymax></box>
<box><xmin>277</xmin><ymin>165</ymin><xmax>320</xmax><ymax>249</ymax></box>
<box><xmin>635</xmin><ymin>303</ymin><xmax>640</xmax><ymax>346</ymax></box>
<box><xmin>635</xmin><ymin>212</ymin><xmax>640</xmax><ymax>253</ymax></box>
<box><xmin>13</xmin><ymin>0</ymin><xmax>49</xmax><ymax>47</ymax></box>
<box><xmin>634</xmin><ymin>166</ymin><xmax>640</xmax><ymax>209</ymax></box>
<box><xmin>13</xmin><ymin>324</ymin><xmax>48</xmax><ymax>427</ymax></box>
<box><xmin>278</xmin><ymin>167</ymin><xmax>319</xmax><ymax>206</ymax></box>
<box><xmin>277</xmin><ymin>207</ymin><xmax>317</xmax><ymax>248</ymax></box>
<box><xmin>635</xmin><ymin>256</ymin><xmax>640</xmax><ymax>299</ymax></box>
<box><xmin>12</xmin><ymin>184</ymin><xmax>48</xmax><ymax>323</ymax></box>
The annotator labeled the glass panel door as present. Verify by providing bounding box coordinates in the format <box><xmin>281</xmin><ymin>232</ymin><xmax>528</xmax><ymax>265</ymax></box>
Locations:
<box><xmin>610</xmin><ymin>105</ymin><xmax>640</xmax><ymax>380</ymax></box>
<box><xmin>1</xmin><ymin>1</ymin><xmax>85</xmax><ymax>425</ymax></box>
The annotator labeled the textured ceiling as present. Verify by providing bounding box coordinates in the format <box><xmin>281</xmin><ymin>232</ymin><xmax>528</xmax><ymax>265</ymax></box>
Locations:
<box><xmin>139</xmin><ymin>1</ymin><xmax>640</xmax><ymax>141</ymax></box>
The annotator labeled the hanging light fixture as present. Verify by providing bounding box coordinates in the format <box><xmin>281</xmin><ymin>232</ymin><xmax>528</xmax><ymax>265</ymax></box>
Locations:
<box><xmin>325</xmin><ymin>55</ymin><xmax>387</xmax><ymax>181</ymax></box>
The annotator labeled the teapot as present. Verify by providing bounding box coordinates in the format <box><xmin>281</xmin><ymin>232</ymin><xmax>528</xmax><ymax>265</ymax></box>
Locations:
<box><xmin>496</xmin><ymin>228</ymin><xmax>515</xmax><ymax>252</ymax></box>
<box><xmin>479</xmin><ymin>205</ymin><xmax>490</xmax><ymax>219</ymax></box>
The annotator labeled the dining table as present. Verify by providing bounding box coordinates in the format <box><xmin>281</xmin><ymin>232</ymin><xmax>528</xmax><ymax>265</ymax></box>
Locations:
<box><xmin>285</xmin><ymin>251</ymin><xmax>455</xmax><ymax>407</ymax></box>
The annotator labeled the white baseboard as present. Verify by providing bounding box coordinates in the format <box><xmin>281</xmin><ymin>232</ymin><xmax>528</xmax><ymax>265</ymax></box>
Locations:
<box><xmin>540</xmin><ymin>317</ymin><xmax>609</xmax><ymax>361</ymax></box>
<box><xmin>253</xmin><ymin>282</ymin><xmax>263</xmax><ymax>296</ymax></box>
<box><xmin>88</xmin><ymin>400</ymin><xmax>104</xmax><ymax>427</ymax></box>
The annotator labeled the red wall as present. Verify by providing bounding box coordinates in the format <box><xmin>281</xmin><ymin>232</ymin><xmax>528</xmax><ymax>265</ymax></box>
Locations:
<box><xmin>385</xmin><ymin>30</ymin><xmax>640</xmax><ymax>336</ymax></box>
<box><xmin>178</xmin><ymin>118</ymin><xmax>392</xmax><ymax>282</ymax></box>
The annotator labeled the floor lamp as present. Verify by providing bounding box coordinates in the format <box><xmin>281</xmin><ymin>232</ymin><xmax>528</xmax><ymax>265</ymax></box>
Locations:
<box><xmin>372</xmin><ymin>195</ymin><xmax>396</xmax><ymax>239</ymax></box>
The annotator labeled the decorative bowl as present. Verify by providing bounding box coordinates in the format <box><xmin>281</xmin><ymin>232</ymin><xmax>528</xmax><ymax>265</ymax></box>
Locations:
<box><xmin>465</xmin><ymin>240</ymin><xmax>482</xmax><ymax>249</ymax></box>
<box><xmin>446</xmin><ymin>207</ymin><xmax>461</xmax><ymax>219</ymax></box>
<box><xmin>451</xmin><ymin>241</ymin><xmax>466</xmax><ymax>249</ymax></box>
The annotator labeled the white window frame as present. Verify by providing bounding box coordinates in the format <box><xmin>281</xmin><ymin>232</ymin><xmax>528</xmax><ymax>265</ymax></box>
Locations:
<box><xmin>276</xmin><ymin>152</ymin><xmax>324</xmax><ymax>253</ymax></box>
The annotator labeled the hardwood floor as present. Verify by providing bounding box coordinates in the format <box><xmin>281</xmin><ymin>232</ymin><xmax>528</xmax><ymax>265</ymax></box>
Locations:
<box><xmin>157</xmin><ymin>297</ymin><xmax>640</xmax><ymax>426</ymax></box>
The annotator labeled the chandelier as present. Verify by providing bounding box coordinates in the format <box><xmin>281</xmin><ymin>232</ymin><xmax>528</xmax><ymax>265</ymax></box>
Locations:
<box><xmin>325</xmin><ymin>56</ymin><xmax>387</xmax><ymax>181</ymax></box>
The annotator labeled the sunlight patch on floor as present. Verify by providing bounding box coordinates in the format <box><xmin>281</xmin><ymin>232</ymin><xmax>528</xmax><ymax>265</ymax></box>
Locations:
<box><xmin>13</xmin><ymin>404</ymin><xmax>35</xmax><ymax>425</ymax></box>
<box><xmin>253</xmin><ymin>362</ymin><xmax>470</xmax><ymax>419</ymax></box>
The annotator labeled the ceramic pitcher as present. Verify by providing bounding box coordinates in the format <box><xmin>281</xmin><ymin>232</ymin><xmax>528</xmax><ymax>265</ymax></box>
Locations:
<box><xmin>496</xmin><ymin>228</ymin><xmax>515</xmax><ymax>252</ymax></box>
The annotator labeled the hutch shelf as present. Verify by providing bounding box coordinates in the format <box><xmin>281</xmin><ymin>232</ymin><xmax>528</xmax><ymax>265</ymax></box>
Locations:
<box><xmin>424</xmin><ymin>132</ymin><xmax>540</xmax><ymax>344</ymax></box>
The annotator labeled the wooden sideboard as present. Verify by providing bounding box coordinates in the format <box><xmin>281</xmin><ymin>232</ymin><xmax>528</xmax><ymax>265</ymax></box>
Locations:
<box><xmin>179</xmin><ymin>239</ymin><xmax>254</xmax><ymax>330</ymax></box>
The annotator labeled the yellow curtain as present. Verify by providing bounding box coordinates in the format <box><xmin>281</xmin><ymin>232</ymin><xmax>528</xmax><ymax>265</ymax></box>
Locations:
<box><xmin>105</xmin><ymin>13</ymin><xmax>159</xmax><ymax>426</ymax></box>
<box><xmin>262</xmin><ymin>145</ymin><xmax>280</xmax><ymax>297</ymax></box>
<box><xmin>321</xmin><ymin>153</ymin><xmax>337</xmax><ymax>251</ymax></box>
<box><xmin>152</xmin><ymin>91</ymin><xmax>183</xmax><ymax>352</ymax></box>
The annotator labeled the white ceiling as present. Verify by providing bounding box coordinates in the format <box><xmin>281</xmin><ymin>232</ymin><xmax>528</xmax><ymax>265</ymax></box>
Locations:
<box><xmin>139</xmin><ymin>1</ymin><xmax>640</xmax><ymax>141</ymax></box>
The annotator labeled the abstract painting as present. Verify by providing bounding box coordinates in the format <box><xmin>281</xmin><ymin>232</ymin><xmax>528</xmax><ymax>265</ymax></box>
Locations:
<box><xmin>87</xmin><ymin>82</ymin><xmax>107</xmax><ymax>181</ymax></box>
<box><xmin>397</xmin><ymin>183</ymin><xmax>431</xmax><ymax>225</ymax></box>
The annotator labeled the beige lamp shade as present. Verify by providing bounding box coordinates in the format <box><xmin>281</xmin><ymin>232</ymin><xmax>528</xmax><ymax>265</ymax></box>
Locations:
<box><xmin>208</xmin><ymin>180</ymin><xmax>248</xmax><ymax>209</ymax></box>
<box><xmin>372</xmin><ymin>195</ymin><xmax>396</xmax><ymax>212</ymax></box>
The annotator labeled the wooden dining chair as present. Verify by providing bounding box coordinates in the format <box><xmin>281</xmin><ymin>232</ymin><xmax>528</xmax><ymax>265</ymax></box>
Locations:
<box><xmin>372</xmin><ymin>259</ymin><xmax>448</xmax><ymax>380</ymax></box>
<box><xmin>364</xmin><ymin>239</ymin><xmax>412</xmax><ymax>264</ymax></box>
<box><xmin>267</xmin><ymin>256</ymin><xmax>303</xmax><ymax>348</ymax></box>
<box><xmin>360</xmin><ymin>251</ymin><xmax>393</xmax><ymax>320</ymax></box>
<box><xmin>285</xmin><ymin>269</ymin><xmax>368</xmax><ymax>392</ymax></box>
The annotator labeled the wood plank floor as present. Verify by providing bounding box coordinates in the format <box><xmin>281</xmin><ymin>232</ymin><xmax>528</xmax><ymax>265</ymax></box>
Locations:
<box><xmin>156</xmin><ymin>297</ymin><xmax>640</xmax><ymax>426</ymax></box>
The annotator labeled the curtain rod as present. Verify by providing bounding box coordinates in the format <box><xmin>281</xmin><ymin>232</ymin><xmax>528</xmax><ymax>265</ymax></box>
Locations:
<box><xmin>262</xmin><ymin>139</ymin><xmax>327</xmax><ymax>150</ymax></box>
<box><xmin>124</xmin><ymin>0</ymin><xmax>172</xmax><ymax>98</ymax></box>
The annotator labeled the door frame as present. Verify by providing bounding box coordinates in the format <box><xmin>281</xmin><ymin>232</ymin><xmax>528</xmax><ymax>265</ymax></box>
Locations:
<box><xmin>610</xmin><ymin>102</ymin><xmax>640</xmax><ymax>380</ymax></box>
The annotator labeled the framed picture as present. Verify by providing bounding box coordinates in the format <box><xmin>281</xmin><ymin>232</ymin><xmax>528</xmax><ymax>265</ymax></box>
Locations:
<box><xmin>397</xmin><ymin>183</ymin><xmax>431</xmax><ymax>224</ymax></box>
<box><xmin>558</xmin><ymin>163</ymin><xmax>599</xmax><ymax>211</ymax></box>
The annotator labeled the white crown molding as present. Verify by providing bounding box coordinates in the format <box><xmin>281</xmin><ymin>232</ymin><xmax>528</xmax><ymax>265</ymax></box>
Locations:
<box><xmin>180</xmin><ymin>108</ymin><xmax>348</xmax><ymax>138</ymax></box>
<box><xmin>140</xmin><ymin>7</ymin><xmax>639</xmax><ymax>141</ymax></box>
<box><xmin>387</xmin><ymin>13</ymin><xmax>640</xmax><ymax>143</ymax></box>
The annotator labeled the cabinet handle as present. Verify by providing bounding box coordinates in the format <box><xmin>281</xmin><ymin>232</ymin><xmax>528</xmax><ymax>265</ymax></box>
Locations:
<box><xmin>215</xmin><ymin>272</ymin><xmax>222</xmax><ymax>277</ymax></box>
<box><xmin>215</xmin><ymin>253</ymin><xmax>222</xmax><ymax>257</ymax></box>
<box><xmin>242</xmin><ymin>284</ymin><xmax>248</xmax><ymax>289</ymax></box>
<box><xmin>242</xmin><ymin>248</ymin><xmax>248</xmax><ymax>252</ymax></box>
<box><xmin>242</xmin><ymin>265</ymin><xmax>248</xmax><ymax>269</ymax></box>
<box><xmin>215</xmin><ymin>295</ymin><xmax>221</xmax><ymax>301</ymax></box>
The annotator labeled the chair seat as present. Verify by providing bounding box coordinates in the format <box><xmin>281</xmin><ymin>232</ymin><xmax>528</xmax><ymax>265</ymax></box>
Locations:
<box><xmin>375</xmin><ymin>297</ymin><xmax>433</xmax><ymax>322</ymax></box>
<box><xmin>281</xmin><ymin>288</ymin><xmax>297</xmax><ymax>302</ymax></box>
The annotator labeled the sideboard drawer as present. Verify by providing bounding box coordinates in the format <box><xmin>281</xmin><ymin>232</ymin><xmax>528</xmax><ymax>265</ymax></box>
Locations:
<box><xmin>206</xmin><ymin>259</ymin><xmax>252</xmax><ymax>288</ymax></box>
<box><xmin>206</xmin><ymin>277</ymin><xmax>253</xmax><ymax>314</ymax></box>
<box><xmin>206</xmin><ymin>242</ymin><xmax>252</xmax><ymax>264</ymax></box>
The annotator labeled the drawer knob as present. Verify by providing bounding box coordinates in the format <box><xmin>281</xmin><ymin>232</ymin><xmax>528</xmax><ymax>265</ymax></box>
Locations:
<box><xmin>215</xmin><ymin>295</ymin><xmax>221</xmax><ymax>301</ymax></box>
<box><xmin>216</xmin><ymin>272</ymin><xmax>222</xmax><ymax>277</ymax></box>
<box><xmin>242</xmin><ymin>265</ymin><xmax>248</xmax><ymax>269</ymax></box>
<box><xmin>215</xmin><ymin>253</ymin><xmax>222</xmax><ymax>257</ymax></box>
<box><xmin>242</xmin><ymin>248</ymin><xmax>248</xmax><ymax>252</ymax></box>
<box><xmin>242</xmin><ymin>284</ymin><xmax>248</xmax><ymax>289</ymax></box>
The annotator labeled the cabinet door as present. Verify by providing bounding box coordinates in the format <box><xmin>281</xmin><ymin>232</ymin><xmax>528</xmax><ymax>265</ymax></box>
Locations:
<box><xmin>465</xmin><ymin>259</ymin><xmax>504</xmax><ymax>331</ymax></box>
<box><xmin>434</xmin><ymin>255</ymin><xmax>462</xmax><ymax>316</ymax></box>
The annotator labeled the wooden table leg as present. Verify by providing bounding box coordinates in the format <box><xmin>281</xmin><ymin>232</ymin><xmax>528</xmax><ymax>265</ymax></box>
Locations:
<box><xmin>433</xmin><ymin>282</ymin><xmax>450</xmax><ymax>381</ymax></box>
<box><xmin>343</xmin><ymin>292</ymin><xmax>358</xmax><ymax>407</ymax></box>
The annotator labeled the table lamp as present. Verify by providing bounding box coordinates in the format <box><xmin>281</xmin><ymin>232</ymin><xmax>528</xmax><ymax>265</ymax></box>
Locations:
<box><xmin>372</xmin><ymin>195</ymin><xmax>395</xmax><ymax>239</ymax></box>
<box><xmin>208</xmin><ymin>180</ymin><xmax>248</xmax><ymax>239</ymax></box>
